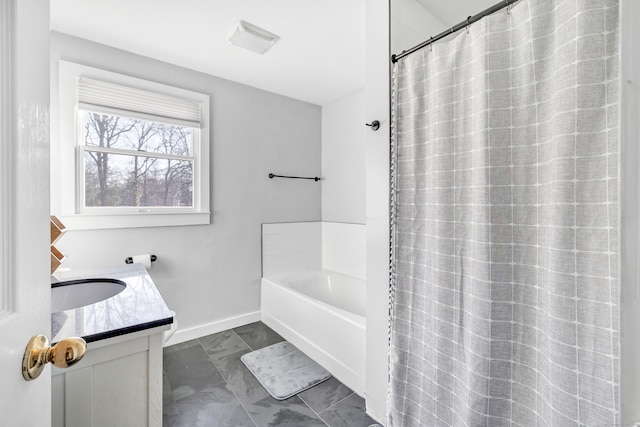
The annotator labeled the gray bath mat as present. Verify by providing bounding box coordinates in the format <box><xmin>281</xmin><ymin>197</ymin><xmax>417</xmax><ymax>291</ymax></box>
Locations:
<box><xmin>240</xmin><ymin>341</ymin><xmax>331</xmax><ymax>400</ymax></box>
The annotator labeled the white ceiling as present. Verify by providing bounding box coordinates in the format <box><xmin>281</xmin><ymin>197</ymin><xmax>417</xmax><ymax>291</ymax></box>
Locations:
<box><xmin>50</xmin><ymin>0</ymin><xmax>366</xmax><ymax>106</ymax></box>
<box><xmin>50</xmin><ymin>1</ymin><xmax>499</xmax><ymax>106</ymax></box>
<box><xmin>416</xmin><ymin>0</ymin><xmax>504</xmax><ymax>27</ymax></box>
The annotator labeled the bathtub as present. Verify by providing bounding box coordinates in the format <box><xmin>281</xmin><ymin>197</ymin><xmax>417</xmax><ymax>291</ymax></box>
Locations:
<box><xmin>261</xmin><ymin>269</ymin><xmax>366</xmax><ymax>395</ymax></box>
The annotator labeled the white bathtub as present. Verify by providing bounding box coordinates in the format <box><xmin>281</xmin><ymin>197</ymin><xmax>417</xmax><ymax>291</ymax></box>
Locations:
<box><xmin>261</xmin><ymin>269</ymin><xmax>366</xmax><ymax>395</ymax></box>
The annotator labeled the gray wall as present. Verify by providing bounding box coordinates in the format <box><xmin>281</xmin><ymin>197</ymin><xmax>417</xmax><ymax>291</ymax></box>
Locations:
<box><xmin>50</xmin><ymin>31</ymin><xmax>322</xmax><ymax>334</ymax></box>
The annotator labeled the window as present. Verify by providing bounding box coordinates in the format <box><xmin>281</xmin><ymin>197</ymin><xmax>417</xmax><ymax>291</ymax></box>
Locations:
<box><xmin>53</xmin><ymin>61</ymin><xmax>210</xmax><ymax>229</ymax></box>
<box><xmin>81</xmin><ymin>111</ymin><xmax>195</xmax><ymax>210</ymax></box>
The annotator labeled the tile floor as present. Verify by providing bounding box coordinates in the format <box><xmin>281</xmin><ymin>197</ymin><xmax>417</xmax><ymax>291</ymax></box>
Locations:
<box><xmin>163</xmin><ymin>321</ymin><xmax>378</xmax><ymax>427</ymax></box>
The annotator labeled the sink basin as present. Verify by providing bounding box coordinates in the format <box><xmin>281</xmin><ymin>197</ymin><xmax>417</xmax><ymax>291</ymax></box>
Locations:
<box><xmin>52</xmin><ymin>278</ymin><xmax>127</xmax><ymax>312</ymax></box>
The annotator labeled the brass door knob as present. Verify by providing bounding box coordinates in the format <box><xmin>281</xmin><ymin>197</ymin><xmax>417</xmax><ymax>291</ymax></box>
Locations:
<box><xmin>22</xmin><ymin>335</ymin><xmax>87</xmax><ymax>381</ymax></box>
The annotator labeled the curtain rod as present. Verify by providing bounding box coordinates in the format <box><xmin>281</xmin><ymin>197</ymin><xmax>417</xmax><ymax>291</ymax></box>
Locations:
<box><xmin>391</xmin><ymin>0</ymin><xmax>520</xmax><ymax>64</ymax></box>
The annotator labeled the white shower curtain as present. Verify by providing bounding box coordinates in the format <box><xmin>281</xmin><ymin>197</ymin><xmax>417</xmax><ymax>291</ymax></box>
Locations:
<box><xmin>389</xmin><ymin>0</ymin><xmax>619</xmax><ymax>426</ymax></box>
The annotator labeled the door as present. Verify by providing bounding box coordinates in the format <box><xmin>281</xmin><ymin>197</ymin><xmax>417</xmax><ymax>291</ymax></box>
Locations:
<box><xmin>0</xmin><ymin>0</ymin><xmax>52</xmax><ymax>424</ymax></box>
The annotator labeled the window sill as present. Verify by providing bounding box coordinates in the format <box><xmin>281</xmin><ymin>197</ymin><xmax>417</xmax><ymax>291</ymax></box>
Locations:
<box><xmin>58</xmin><ymin>212</ymin><xmax>210</xmax><ymax>230</ymax></box>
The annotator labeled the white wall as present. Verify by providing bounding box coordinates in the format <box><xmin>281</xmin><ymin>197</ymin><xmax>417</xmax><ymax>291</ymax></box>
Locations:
<box><xmin>262</xmin><ymin>222</ymin><xmax>322</xmax><ymax>277</ymax></box>
<box><xmin>620</xmin><ymin>0</ymin><xmax>640</xmax><ymax>423</ymax></box>
<box><xmin>322</xmin><ymin>222</ymin><xmax>366</xmax><ymax>280</ymax></box>
<box><xmin>363</xmin><ymin>1</ymin><xmax>444</xmax><ymax>422</ymax></box>
<box><xmin>262</xmin><ymin>221</ymin><xmax>366</xmax><ymax>280</ymax></box>
<box><xmin>391</xmin><ymin>0</ymin><xmax>446</xmax><ymax>55</ymax></box>
<box><xmin>50</xmin><ymin>32</ymin><xmax>322</xmax><ymax>341</ymax></box>
<box><xmin>364</xmin><ymin>0</ymin><xmax>391</xmax><ymax>423</ymax></box>
<box><xmin>321</xmin><ymin>89</ymin><xmax>367</xmax><ymax>224</ymax></box>
<box><xmin>360</xmin><ymin>3</ymin><xmax>443</xmax><ymax>423</ymax></box>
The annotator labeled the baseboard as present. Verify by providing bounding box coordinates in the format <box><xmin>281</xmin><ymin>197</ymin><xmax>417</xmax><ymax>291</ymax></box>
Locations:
<box><xmin>163</xmin><ymin>311</ymin><xmax>261</xmax><ymax>347</ymax></box>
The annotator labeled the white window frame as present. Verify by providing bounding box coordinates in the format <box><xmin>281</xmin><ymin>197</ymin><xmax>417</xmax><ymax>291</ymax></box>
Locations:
<box><xmin>53</xmin><ymin>61</ymin><xmax>210</xmax><ymax>229</ymax></box>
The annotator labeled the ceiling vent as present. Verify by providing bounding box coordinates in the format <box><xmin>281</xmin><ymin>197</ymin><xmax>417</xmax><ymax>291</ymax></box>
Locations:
<box><xmin>226</xmin><ymin>21</ymin><xmax>280</xmax><ymax>55</ymax></box>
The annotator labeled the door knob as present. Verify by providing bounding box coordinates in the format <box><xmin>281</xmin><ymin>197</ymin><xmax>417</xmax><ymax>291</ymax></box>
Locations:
<box><xmin>22</xmin><ymin>335</ymin><xmax>87</xmax><ymax>381</ymax></box>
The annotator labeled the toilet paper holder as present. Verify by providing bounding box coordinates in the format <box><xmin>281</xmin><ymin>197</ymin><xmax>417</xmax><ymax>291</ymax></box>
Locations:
<box><xmin>125</xmin><ymin>254</ymin><xmax>157</xmax><ymax>264</ymax></box>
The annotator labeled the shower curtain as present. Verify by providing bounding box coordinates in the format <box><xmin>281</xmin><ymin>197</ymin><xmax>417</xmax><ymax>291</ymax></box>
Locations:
<box><xmin>389</xmin><ymin>0</ymin><xmax>619</xmax><ymax>426</ymax></box>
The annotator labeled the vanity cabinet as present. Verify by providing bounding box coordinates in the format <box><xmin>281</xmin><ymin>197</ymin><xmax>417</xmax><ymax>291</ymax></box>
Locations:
<box><xmin>50</xmin><ymin>264</ymin><xmax>173</xmax><ymax>427</ymax></box>
<box><xmin>51</xmin><ymin>326</ymin><xmax>167</xmax><ymax>427</ymax></box>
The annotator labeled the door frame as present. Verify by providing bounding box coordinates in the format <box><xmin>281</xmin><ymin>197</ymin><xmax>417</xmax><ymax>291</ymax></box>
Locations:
<box><xmin>0</xmin><ymin>0</ymin><xmax>15</xmax><ymax>321</ymax></box>
<box><xmin>0</xmin><ymin>0</ymin><xmax>52</xmax><ymax>424</ymax></box>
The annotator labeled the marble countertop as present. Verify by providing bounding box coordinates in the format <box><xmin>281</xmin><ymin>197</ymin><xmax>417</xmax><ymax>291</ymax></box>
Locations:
<box><xmin>51</xmin><ymin>264</ymin><xmax>173</xmax><ymax>344</ymax></box>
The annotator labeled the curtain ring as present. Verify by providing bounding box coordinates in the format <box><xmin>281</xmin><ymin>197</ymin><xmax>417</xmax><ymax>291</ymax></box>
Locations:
<box><xmin>466</xmin><ymin>16</ymin><xmax>471</xmax><ymax>34</ymax></box>
<box><xmin>430</xmin><ymin>36</ymin><xmax>433</xmax><ymax>52</ymax></box>
<box><xmin>506</xmin><ymin>0</ymin><xmax>512</xmax><ymax>15</ymax></box>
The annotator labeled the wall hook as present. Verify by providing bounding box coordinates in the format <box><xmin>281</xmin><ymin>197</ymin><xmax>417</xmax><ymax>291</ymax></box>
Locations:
<box><xmin>366</xmin><ymin>120</ymin><xmax>380</xmax><ymax>131</ymax></box>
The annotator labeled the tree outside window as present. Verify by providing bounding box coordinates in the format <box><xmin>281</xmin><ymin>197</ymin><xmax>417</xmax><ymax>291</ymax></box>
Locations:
<box><xmin>83</xmin><ymin>111</ymin><xmax>194</xmax><ymax>208</ymax></box>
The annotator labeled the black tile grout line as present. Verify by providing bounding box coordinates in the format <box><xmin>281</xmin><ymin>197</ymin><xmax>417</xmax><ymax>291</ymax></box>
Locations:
<box><xmin>231</xmin><ymin>328</ymin><xmax>255</xmax><ymax>352</ymax></box>
<box><xmin>296</xmin><ymin>393</ymin><xmax>333</xmax><ymax>427</ymax></box>
<box><xmin>230</xmin><ymin>328</ymin><xmax>333</xmax><ymax>426</ymax></box>
<box><xmin>297</xmin><ymin>397</ymin><xmax>332</xmax><ymax>427</ymax></box>
<box><xmin>230</xmin><ymin>325</ymin><xmax>370</xmax><ymax>427</ymax></box>
<box><xmin>214</xmin><ymin>332</ymin><xmax>306</xmax><ymax>427</ymax></box>
<box><xmin>195</xmin><ymin>335</ymin><xmax>259</xmax><ymax>427</ymax></box>
<box><xmin>300</xmin><ymin>389</ymin><xmax>357</xmax><ymax>417</ymax></box>
<box><xmin>162</xmin><ymin>371</ymin><xmax>180</xmax><ymax>420</ymax></box>
<box><xmin>162</xmin><ymin>369</ymin><xmax>179</xmax><ymax>422</ymax></box>
<box><xmin>164</xmin><ymin>339</ymin><xmax>242</xmax><ymax>424</ymax></box>
<box><xmin>226</xmin><ymin>383</ymin><xmax>260</xmax><ymax>427</ymax></box>
<box><xmin>228</xmin><ymin>328</ymin><xmax>338</xmax><ymax>427</ymax></box>
<box><xmin>227</xmin><ymin>389</ymin><xmax>259</xmax><ymax>427</ymax></box>
<box><xmin>166</xmin><ymin>328</ymin><xmax>361</xmax><ymax>427</ymax></box>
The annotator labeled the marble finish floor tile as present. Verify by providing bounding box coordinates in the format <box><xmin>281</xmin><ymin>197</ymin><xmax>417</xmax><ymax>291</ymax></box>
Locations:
<box><xmin>214</xmin><ymin>349</ymin><xmax>270</xmax><ymax>405</ymax></box>
<box><xmin>163</xmin><ymin>322</ymin><xmax>376</xmax><ymax>427</ymax></box>
<box><xmin>164</xmin><ymin>341</ymin><xmax>226</xmax><ymax>399</ymax></box>
<box><xmin>233</xmin><ymin>321</ymin><xmax>284</xmax><ymax>350</ymax></box>
<box><xmin>298</xmin><ymin>377</ymin><xmax>354</xmax><ymax>414</ymax></box>
<box><xmin>199</xmin><ymin>329</ymin><xmax>251</xmax><ymax>363</ymax></box>
<box><xmin>163</xmin><ymin>338</ymin><xmax>201</xmax><ymax>355</ymax></box>
<box><xmin>318</xmin><ymin>393</ymin><xmax>377</xmax><ymax>427</ymax></box>
<box><xmin>165</xmin><ymin>385</ymin><xmax>255</xmax><ymax>427</ymax></box>
<box><xmin>163</xmin><ymin>373</ymin><xmax>179</xmax><ymax>418</ymax></box>
<box><xmin>245</xmin><ymin>395</ymin><xmax>327</xmax><ymax>427</ymax></box>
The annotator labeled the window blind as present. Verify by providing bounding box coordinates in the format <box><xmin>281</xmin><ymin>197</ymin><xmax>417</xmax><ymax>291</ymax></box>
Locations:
<box><xmin>77</xmin><ymin>77</ymin><xmax>201</xmax><ymax>127</ymax></box>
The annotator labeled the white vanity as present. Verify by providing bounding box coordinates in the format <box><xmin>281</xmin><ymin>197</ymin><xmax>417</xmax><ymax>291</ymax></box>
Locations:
<box><xmin>50</xmin><ymin>264</ymin><xmax>172</xmax><ymax>427</ymax></box>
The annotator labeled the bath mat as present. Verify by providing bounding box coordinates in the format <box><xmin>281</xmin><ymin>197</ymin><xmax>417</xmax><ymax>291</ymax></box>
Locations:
<box><xmin>240</xmin><ymin>341</ymin><xmax>331</xmax><ymax>400</ymax></box>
